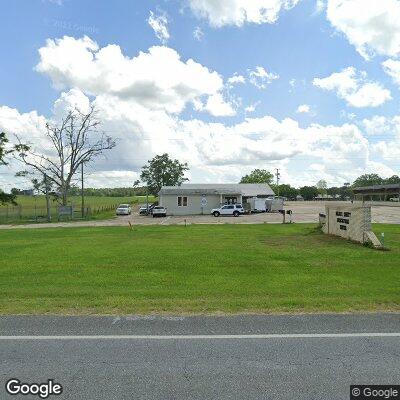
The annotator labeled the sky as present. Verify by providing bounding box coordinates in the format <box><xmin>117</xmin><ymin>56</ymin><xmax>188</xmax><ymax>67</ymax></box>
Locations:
<box><xmin>1</xmin><ymin>0</ymin><xmax>400</xmax><ymax>190</ymax></box>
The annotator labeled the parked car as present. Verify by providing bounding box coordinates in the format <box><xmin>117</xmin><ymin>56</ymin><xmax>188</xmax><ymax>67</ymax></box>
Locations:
<box><xmin>139</xmin><ymin>206</ymin><xmax>148</xmax><ymax>215</ymax></box>
<box><xmin>139</xmin><ymin>203</ymin><xmax>157</xmax><ymax>215</ymax></box>
<box><xmin>211</xmin><ymin>204</ymin><xmax>244</xmax><ymax>217</ymax></box>
<box><xmin>152</xmin><ymin>206</ymin><xmax>167</xmax><ymax>217</ymax></box>
<box><xmin>116</xmin><ymin>204</ymin><xmax>131</xmax><ymax>215</ymax></box>
<box><xmin>389</xmin><ymin>197</ymin><xmax>400</xmax><ymax>202</ymax></box>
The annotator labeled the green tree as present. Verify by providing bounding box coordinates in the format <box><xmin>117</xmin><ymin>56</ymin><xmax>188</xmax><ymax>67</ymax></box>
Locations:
<box><xmin>316</xmin><ymin>179</ymin><xmax>327</xmax><ymax>195</ymax></box>
<box><xmin>299</xmin><ymin>186</ymin><xmax>319</xmax><ymax>200</ymax></box>
<box><xmin>275</xmin><ymin>184</ymin><xmax>298</xmax><ymax>199</ymax></box>
<box><xmin>140</xmin><ymin>153</ymin><xmax>189</xmax><ymax>196</ymax></box>
<box><xmin>353</xmin><ymin>174</ymin><xmax>383</xmax><ymax>187</ymax></box>
<box><xmin>240</xmin><ymin>169</ymin><xmax>274</xmax><ymax>184</ymax></box>
<box><xmin>327</xmin><ymin>186</ymin><xmax>340</xmax><ymax>197</ymax></box>
<box><xmin>0</xmin><ymin>132</ymin><xmax>16</xmax><ymax>205</ymax></box>
<box><xmin>384</xmin><ymin>175</ymin><xmax>400</xmax><ymax>184</ymax></box>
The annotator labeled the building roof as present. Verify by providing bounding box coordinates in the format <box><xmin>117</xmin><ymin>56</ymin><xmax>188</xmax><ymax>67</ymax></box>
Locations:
<box><xmin>353</xmin><ymin>184</ymin><xmax>400</xmax><ymax>194</ymax></box>
<box><xmin>159</xmin><ymin>183</ymin><xmax>274</xmax><ymax>196</ymax></box>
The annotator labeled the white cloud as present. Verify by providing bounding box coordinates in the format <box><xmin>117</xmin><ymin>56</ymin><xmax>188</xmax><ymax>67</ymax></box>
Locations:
<box><xmin>372</xmin><ymin>140</ymin><xmax>400</xmax><ymax>161</ymax></box>
<box><xmin>340</xmin><ymin>110</ymin><xmax>356</xmax><ymax>120</ymax></box>
<box><xmin>382</xmin><ymin>59</ymin><xmax>400</xmax><ymax>86</ymax></box>
<box><xmin>364</xmin><ymin>115</ymin><xmax>400</xmax><ymax>161</ymax></box>
<box><xmin>53</xmin><ymin>87</ymin><xmax>91</xmax><ymax>118</ymax></box>
<box><xmin>245</xmin><ymin>102</ymin><xmax>260</xmax><ymax>113</ymax></box>
<box><xmin>313</xmin><ymin>67</ymin><xmax>391</xmax><ymax>108</ymax></box>
<box><xmin>227</xmin><ymin>74</ymin><xmax>246</xmax><ymax>85</ymax></box>
<box><xmin>326</xmin><ymin>0</ymin><xmax>400</xmax><ymax>59</ymax></box>
<box><xmin>1</xmin><ymin>91</ymin><xmax>391</xmax><ymax>188</ymax></box>
<box><xmin>193</xmin><ymin>26</ymin><xmax>204</xmax><ymax>41</ymax></box>
<box><xmin>0</xmin><ymin>106</ymin><xmax>47</xmax><ymax>150</ymax></box>
<box><xmin>148</xmin><ymin>10</ymin><xmax>170</xmax><ymax>44</ymax></box>
<box><xmin>314</xmin><ymin>0</ymin><xmax>325</xmax><ymax>14</ymax></box>
<box><xmin>2</xmin><ymin>35</ymin><xmax>398</xmax><ymax>189</ymax></box>
<box><xmin>362</xmin><ymin>116</ymin><xmax>391</xmax><ymax>136</ymax></box>
<box><xmin>85</xmin><ymin>170</ymin><xmax>141</xmax><ymax>188</ymax></box>
<box><xmin>188</xmin><ymin>0</ymin><xmax>301</xmax><ymax>27</ymax></box>
<box><xmin>362</xmin><ymin>115</ymin><xmax>400</xmax><ymax>136</ymax></box>
<box><xmin>296</xmin><ymin>104</ymin><xmax>311</xmax><ymax>114</ymax></box>
<box><xmin>248</xmin><ymin>66</ymin><xmax>279</xmax><ymax>89</ymax></box>
<box><xmin>36</xmin><ymin>36</ymin><xmax>234</xmax><ymax>116</ymax></box>
<box><xmin>204</xmin><ymin>93</ymin><xmax>236</xmax><ymax>116</ymax></box>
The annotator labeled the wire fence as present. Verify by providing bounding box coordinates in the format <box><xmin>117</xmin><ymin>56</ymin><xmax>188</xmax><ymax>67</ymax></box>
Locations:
<box><xmin>0</xmin><ymin>203</ymin><xmax>120</xmax><ymax>224</ymax></box>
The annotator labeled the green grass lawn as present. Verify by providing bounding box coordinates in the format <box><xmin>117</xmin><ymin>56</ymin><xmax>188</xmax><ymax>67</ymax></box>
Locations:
<box><xmin>0</xmin><ymin>223</ymin><xmax>399</xmax><ymax>315</ymax></box>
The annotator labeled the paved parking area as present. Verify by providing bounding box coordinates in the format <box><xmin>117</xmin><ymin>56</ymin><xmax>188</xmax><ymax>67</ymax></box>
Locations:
<box><xmin>1</xmin><ymin>201</ymin><xmax>399</xmax><ymax>229</ymax></box>
<box><xmin>117</xmin><ymin>201</ymin><xmax>400</xmax><ymax>225</ymax></box>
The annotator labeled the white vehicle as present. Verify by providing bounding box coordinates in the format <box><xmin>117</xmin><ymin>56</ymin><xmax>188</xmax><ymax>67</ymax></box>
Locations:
<box><xmin>211</xmin><ymin>204</ymin><xmax>244</xmax><ymax>217</ymax></box>
<box><xmin>389</xmin><ymin>197</ymin><xmax>400</xmax><ymax>202</ymax></box>
<box><xmin>116</xmin><ymin>204</ymin><xmax>131</xmax><ymax>215</ymax></box>
<box><xmin>152</xmin><ymin>206</ymin><xmax>167</xmax><ymax>217</ymax></box>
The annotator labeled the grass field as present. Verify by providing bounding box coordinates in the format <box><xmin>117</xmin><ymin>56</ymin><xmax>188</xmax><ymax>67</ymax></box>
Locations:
<box><xmin>4</xmin><ymin>195</ymin><xmax>157</xmax><ymax>208</ymax></box>
<box><xmin>0</xmin><ymin>195</ymin><xmax>156</xmax><ymax>224</ymax></box>
<box><xmin>0</xmin><ymin>223</ymin><xmax>399</xmax><ymax>315</ymax></box>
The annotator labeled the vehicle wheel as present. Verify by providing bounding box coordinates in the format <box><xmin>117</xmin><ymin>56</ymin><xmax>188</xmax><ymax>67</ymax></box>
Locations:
<box><xmin>233</xmin><ymin>211</ymin><xmax>239</xmax><ymax>217</ymax></box>
<box><xmin>213</xmin><ymin>211</ymin><xmax>220</xmax><ymax>217</ymax></box>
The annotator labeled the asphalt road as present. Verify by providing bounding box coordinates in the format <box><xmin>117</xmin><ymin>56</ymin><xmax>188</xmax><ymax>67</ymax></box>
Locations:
<box><xmin>1</xmin><ymin>314</ymin><xmax>400</xmax><ymax>400</ymax></box>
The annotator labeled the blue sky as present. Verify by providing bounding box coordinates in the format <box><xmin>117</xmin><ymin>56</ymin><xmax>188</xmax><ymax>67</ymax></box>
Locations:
<box><xmin>1</xmin><ymin>0</ymin><xmax>400</xmax><ymax>189</ymax></box>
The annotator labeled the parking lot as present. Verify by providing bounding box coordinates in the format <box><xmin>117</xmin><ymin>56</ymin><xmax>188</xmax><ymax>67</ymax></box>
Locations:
<box><xmin>117</xmin><ymin>201</ymin><xmax>400</xmax><ymax>226</ymax></box>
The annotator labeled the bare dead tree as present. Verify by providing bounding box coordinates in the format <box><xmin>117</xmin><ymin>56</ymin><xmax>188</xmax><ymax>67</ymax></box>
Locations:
<box><xmin>14</xmin><ymin>106</ymin><xmax>116</xmax><ymax>205</ymax></box>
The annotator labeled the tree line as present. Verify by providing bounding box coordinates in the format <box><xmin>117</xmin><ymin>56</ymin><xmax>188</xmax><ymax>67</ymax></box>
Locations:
<box><xmin>239</xmin><ymin>169</ymin><xmax>400</xmax><ymax>200</ymax></box>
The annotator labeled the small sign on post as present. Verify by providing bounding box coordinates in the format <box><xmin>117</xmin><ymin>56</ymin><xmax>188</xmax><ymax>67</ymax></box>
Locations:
<box><xmin>201</xmin><ymin>195</ymin><xmax>207</xmax><ymax>215</ymax></box>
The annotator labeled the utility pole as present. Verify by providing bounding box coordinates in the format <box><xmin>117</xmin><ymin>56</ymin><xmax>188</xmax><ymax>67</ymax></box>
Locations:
<box><xmin>81</xmin><ymin>162</ymin><xmax>85</xmax><ymax>218</ymax></box>
<box><xmin>44</xmin><ymin>174</ymin><xmax>51</xmax><ymax>222</ymax></box>
<box><xmin>275</xmin><ymin>168</ymin><xmax>280</xmax><ymax>198</ymax></box>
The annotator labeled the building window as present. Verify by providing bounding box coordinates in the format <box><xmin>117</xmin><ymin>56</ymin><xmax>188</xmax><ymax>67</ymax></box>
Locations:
<box><xmin>177</xmin><ymin>196</ymin><xmax>188</xmax><ymax>206</ymax></box>
<box><xmin>225</xmin><ymin>196</ymin><xmax>237</xmax><ymax>204</ymax></box>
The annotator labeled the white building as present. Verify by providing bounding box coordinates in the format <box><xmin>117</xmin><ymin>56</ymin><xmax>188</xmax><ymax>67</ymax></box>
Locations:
<box><xmin>158</xmin><ymin>183</ymin><xmax>275</xmax><ymax>215</ymax></box>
